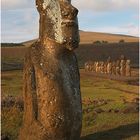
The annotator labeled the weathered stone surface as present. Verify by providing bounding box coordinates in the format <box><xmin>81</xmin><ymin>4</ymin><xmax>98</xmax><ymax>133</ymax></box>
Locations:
<box><xmin>19</xmin><ymin>0</ymin><xmax>82</xmax><ymax>140</ymax></box>
<box><xmin>120</xmin><ymin>59</ymin><xmax>126</xmax><ymax>76</ymax></box>
<box><xmin>115</xmin><ymin>60</ymin><xmax>120</xmax><ymax>76</ymax></box>
<box><xmin>125</xmin><ymin>59</ymin><xmax>131</xmax><ymax>77</ymax></box>
<box><xmin>112</xmin><ymin>61</ymin><xmax>116</xmax><ymax>75</ymax></box>
<box><xmin>84</xmin><ymin>56</ymin><xmax>131</xmax><ymax>77</ymax></box>
<box><xmin>107</xmin><ymin>62</ymin><xmax>112</xmax><ymax>74</ymax></box>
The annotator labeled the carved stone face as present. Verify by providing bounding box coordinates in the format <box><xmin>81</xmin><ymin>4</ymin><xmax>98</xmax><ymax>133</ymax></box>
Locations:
<box><xmin>36</xmin><ymin>0</ymin><xmax>80</xmax><ymax>50</ymax></box>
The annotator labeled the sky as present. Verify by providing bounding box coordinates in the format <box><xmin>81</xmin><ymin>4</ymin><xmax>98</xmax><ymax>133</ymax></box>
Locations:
<box><xmin>1</xmin><ymin>0</ymin><xmax>139</xmax><ymax>43</ymax></box>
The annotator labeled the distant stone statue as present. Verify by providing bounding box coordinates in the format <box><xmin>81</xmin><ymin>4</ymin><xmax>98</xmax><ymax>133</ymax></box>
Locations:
<box><xmin>125</xmin><ymin>59</ymin><xmax>131</xmax><ymax>76</ymax></box>
<box><xmin>19</xmin><ymin>0</ymin><xmax>82</xmax><ymax>140</ymax></box>
<box><xmin>107</xmin><ymin>62</ymin><xmax>112</xmax><ymax>74</ymax></box>
<box><xmin>103</xmin><ymin>62</ymin><xmax>107</xmax><ymax>74</ymax></box>
<box><xmin>85</xmin><ymin>62</ymin><xmax>89</xmax><ymax>72</ymax></box>
<box><xmin>112</xmin><ymin>61</ymin><xmax>116</xmax><ymax>75</ymax></box>
<box><xmin>107</xmin><ymin>56</ymin><xmax>111</xmax><ymax>63</ymax></box>
<box><xmin>116</xmin><ymin>60</ymin><xmax>120</xmax><ymax>76</ymax></box>
<box><xmin>96</xmin><ymin>62</ymin><xmax>99</xmax><ymax>73</ymax></box>
<box><xmin>120</xmin><ymin>55</ymin><xmax>126</xmax><ymax>76</ymax></box>
<box><xmin>100</xmin><ymin>61</ymin><xmax>104</xmax><ymax>73</ymax></box>
<box><xmin>90</xmin><ymin>61</ymin><xmax>94</xmax><ymax>72</ymax></box>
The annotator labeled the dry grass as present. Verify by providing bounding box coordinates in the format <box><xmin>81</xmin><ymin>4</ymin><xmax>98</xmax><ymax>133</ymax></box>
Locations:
<box><xmin>22</xmin><ymin>31</ymin><xmax>139</xmax><ymax>45</ymax></box>
<box><xmin>79</xmin><ymin>31</ymin><xmax>139</xmax><ymax>44</ymax></box>
<box><xmin>1</xmin><ymin>70</ymin><xmax>139</xmax><ymax>140</ymax></box>
<box><xmin>1</xmin><ymin>42</ymin><xmax>139</xmax><ymax>71</ymax></box>
<box><xmin>1</xmin><ymin>47</ymin><xmax>27</xmax><ymax>58</ymax></box>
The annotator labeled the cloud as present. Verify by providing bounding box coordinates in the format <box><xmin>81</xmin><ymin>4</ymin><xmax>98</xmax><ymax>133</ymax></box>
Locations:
<box><xmin>2</xmin><ymin>9</ymin><xmax>39</xmax><ymax>43</ymax></box>
<box><xmin>72</xmin><ymin>0</ymin><xmax>139</xmax><ymax>12</ymax></box>
<box><xmin>121</xmin><ymin>23</ymin><xmax>139</xmax><ymax>36</ymax></box>
<box><xmin>1</xmin><ymin>0</ymin><xmax>34</xmax><ymax>10</ymax></box>
<box><xmin>83</xmin><ymin>23</ymin><xmax>139</xmax><ymax>37</ymax></box>
<box><xmin>1</xmin><ymin>0</ymin><xmax>139</xmax><ymax>42</ymax></box>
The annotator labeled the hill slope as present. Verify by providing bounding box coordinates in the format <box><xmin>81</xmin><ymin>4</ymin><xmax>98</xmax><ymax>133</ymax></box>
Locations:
<box><xmin>22</xmin><ymin>31</ymin><xmax>139</xmax><ymax>46</ymax></box>
<box><xmin>79</xmin><ymin>31</ymin><xmax>138</xmax><ymax>44</ymax></box>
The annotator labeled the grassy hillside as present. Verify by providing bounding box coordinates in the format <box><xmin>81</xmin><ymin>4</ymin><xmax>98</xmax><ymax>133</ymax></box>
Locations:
<box><xmin>22</xmin><ymin>31</ymin><xmax>139</xmax><ymax>46</ymax></box>
<box><xmin>1</xmin><ymin>31</ymin><xmax>139</xmax><ymax>140</ymax></box>
<box><xmin>1</xmin><ymin>42</ymin><xmax>139</xmax><ymax>71</ymax></box>
<box><xmin>1</xmin><ymin>31</ymin><xmax>139</xmax><ymax>71</ymax></box>
<box><xmin>1</xmin><ymin>43</ymin><xmax>24</xmax><ymax>47</ymax></box>
<box><xmin>79</xmin><ymin>31</ymin><xmax>138</xmax><ymax>44</ymax></box>
<box><xmin>1</xmin><ymin>70</ymin><xmax>139</xmax><ymax>140</ymax></box>
<box><xmin>76</xmin><ymin>42</ymin><xmax>139</xmax><ymax>68</ymax></box>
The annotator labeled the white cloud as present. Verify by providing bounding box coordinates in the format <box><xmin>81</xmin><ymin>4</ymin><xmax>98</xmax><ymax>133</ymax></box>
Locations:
<box><xmin>83</xmin><ymin>23</ymin><xmax>139</xmax><ymax>37</ymax></box>
<box><xmin>1</xmin><ymin>0</ymin><xmax>34</xmax><ymax>10</ymax></box>
<box><xmin>1</xmin><ymin>0</ymin><xmax>139</xmax><ymax>42</ymax></box>
<box><xmin>2</xmin><ymin>8</ymin><xmax>39</xmax><ymax>43</ymax></box>
<box><xmin>72</xmin><ymin>0</ymin><xmax>139</xmax><ymax>12</ymax></box>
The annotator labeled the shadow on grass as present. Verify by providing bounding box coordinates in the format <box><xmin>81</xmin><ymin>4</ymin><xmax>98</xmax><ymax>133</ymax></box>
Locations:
<box><xmin>81</xmin><ymin>123</ymin><xmax>139</xmax><ymax>140</ymax></box>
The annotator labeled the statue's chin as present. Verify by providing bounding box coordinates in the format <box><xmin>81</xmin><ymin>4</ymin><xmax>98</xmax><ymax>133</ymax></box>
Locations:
<box><xmin>65</xmin><ymin>41</ymin><xmax>79</xmax><ymax>50</ymax></box>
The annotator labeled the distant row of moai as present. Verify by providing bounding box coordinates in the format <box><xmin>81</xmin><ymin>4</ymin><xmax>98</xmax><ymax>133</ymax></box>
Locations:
<box><xmin>85</xmin><ymin>55</ymin><xmax>131</xmax><ymax>76</ymax></box>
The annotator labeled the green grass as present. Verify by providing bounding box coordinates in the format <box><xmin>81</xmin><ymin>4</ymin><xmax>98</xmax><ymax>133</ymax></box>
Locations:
<box><xmin>80</xmin><ymin>72</ymin><xmax>139</xmax><ymax>140</ymax></box>
<box><xmin>1</xmin><ymin>70</ymin><xmax>23</xmax><ymax>97</ymax></box>
<box><xmin>1</xmin><ymin>70</ymin><xmax>139</xmax><ymax>140</ymax></box>
<box><xmin>1</xmin><ymin>107</ymin><xmax>23</xmax><ymax>140</ymax></box>
<box><xmin>2</xmin><ymin>57</ymin><xmax>24</xmax><ymax>64</ymax></box>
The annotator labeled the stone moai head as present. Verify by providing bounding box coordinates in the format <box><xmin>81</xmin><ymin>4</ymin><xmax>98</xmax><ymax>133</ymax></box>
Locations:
<box><xmin>120</xmin><ymin>59</ymin><xmax>125</xmax><ymax>66</ymax></box>
<box><xmin>126</xmin><ymin>59</ymin><xmax>131</xmax><ymax>65</ymax></box>
<box><xmin>36</xmin><ymin>0</ymin><xmax>80</xmax><ymax>50</ymax></box>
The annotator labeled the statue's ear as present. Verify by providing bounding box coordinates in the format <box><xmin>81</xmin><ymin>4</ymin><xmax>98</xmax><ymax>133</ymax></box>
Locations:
<box><xmin>36</xmin><ymin>0</ymin><xmax>42</xmax><ymax>12</ymax></box>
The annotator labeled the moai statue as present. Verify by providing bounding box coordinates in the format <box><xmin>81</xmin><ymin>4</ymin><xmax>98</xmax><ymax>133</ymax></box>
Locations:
<box><xmin>93</xmin><ymin>62</ymin><xmax>96</xmax><ymax>72</ymax></box>
<box><xmin>103</xmin><ymin>62</ymin><xmax>107</xmax><ymax>74</ymax></box>
<box><xmin>86</xmin><ymin>61</ymin><xmax>90</xmax><ymax>72</ymax></box>
<box><xmin>120</xmin><ymin>60</ymin><xmax>126</xmax><ymax>76</ymax></box>
<box><xmin>88</xmin><ymin>61</ymin><xmax>91</xmax><ymax>72</ymax></box>
<box><xmin>116</xmin><ymin>60</ymin><xmax>120</xmax><ymax>76</ymax></box>
<box><xmin>126</xmin><ymin>59</ymin><xmax>131</xmax><ymax>76</ymax></box>
<box><xmin>120</xmin><ymin>55</ymin><xmax>126</xmax><ymax>76</ymax></box>
<box><xmin>107</xmin><ymin>62</ymin><xmax>112</xmax><ymax>74</ymax></box>
<box><xmin>88</xmin><ymin>61</ymin><xmax>93</xmax><ymax>72</ymax></box>
<box><xmin>19</xmin><ymin>0</ymin><xmax>82</xmax><ymax>140</ymax></box>
<box><xmin>98</xmin><ymin>62</ymin><xmax>101</xmax><ymax>73</ymax></box>
<box><xmin>106</xmin><ymin>56</ymin><xmax>112</xmax><ymax>74</ymax></box>
<box><xmin>96</xmin><ymin>62</ymin><xmax>99</xmax><ymax>73</ymax></box>
<box><xmin>112</xmin><ymin>61</ymin><xmax>116</xmax><ymax>75</ymax></box>
<box><xmin>94</xmin><ymin>62</ymin><xmax>97</xmax><ymax>72</ymax></box>
<box><xmin>107</xmin><ymin>56</ymin><xmax>111</xmax><ymax>63</ymax></box>
<box><xmin>100</xmin><ymin>61</ymin><xmax>104</xmax><ymax>74</ymax></box>
<box><xmin>85</xmin><ymin>62</ymin><xmax>88</xmax><ymax>72</ymax></box>
<box><xmin>91</xmin><ymin>61</ymin><xmax>94</xmax><ymax>72</ymax></box>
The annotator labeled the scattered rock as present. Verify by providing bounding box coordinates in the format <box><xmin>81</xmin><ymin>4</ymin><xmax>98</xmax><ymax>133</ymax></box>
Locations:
<box><xmin>15</xmin><ymin>97</ymin><xmax>24</xmax><ymax>111</ymax></box>
<box><xmin>94</xmin><ymin>108</ymin><xmax>104</xmax><ymax>114</ymax></box>
<box><xmin>114</xmin><ymin>109</ymin><xmax>120</xmax><ymax>113</ymax></box>
<box><xmin>1</xmin><ymin>96</ymin><xmax>24</xmax><ymax>111</ymax></box>
<box><xmin>108</xmin><ymin>109</ymin><xmax>113</xmax><ymax>113</ymax></box>
<box><xmin>122</xmin><ymin>103</ymin><xmax>139</xmax><ymax>113</ymax></box>
<box><xmin>1</xmin><ymin>133</ymin><xmax>10</xmax><ymax>140</ymax></box>
<box><xmin>132</xmin><ymin>98</ymin><xmax>139</xmax><ymax>104</ymax></box>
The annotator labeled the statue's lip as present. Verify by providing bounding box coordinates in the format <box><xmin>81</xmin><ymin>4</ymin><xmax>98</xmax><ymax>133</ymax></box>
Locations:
<box><xmin>61</xmin><ymin>19</ymin><xmax>75</xmax><ymax>24</ymax></box>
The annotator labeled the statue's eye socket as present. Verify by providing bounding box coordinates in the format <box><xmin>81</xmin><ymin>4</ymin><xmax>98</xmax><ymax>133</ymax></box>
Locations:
<box><xmin>61</xmin><ymin>1</ymin><xmax>78</xmax><ymax>18</ymax></box>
